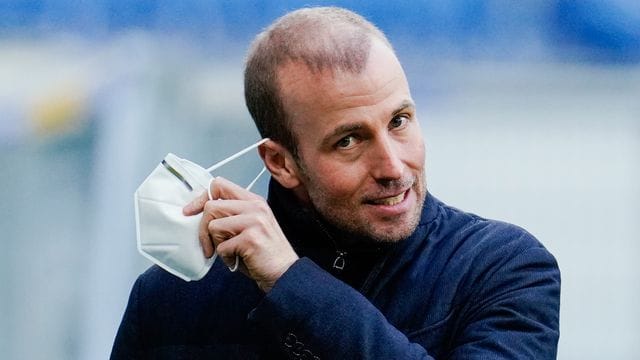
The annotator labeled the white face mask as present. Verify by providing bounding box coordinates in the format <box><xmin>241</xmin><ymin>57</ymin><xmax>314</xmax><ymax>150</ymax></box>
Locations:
<box><xmin>134</xmin><ymin>139</ymin><xmax>268</xmax><ymax>281</ymax></box>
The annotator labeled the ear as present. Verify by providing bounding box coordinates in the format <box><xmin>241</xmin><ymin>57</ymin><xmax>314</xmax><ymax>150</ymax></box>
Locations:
<box><xmin>258</xmin><ymin>140</ymin><xmax>303</xmax><ymax>189</ymax></box>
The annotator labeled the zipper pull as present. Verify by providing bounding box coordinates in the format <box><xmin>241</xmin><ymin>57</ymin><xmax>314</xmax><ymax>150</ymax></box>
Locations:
<box><xmin>333</xmin><ymin>251</ymin><xmax>347</xmax><ymax>271</ymax></box>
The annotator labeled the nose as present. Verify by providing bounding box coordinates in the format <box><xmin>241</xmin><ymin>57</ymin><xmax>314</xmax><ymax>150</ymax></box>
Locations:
<box><xmin>370</xmin><ymin>136</ymin><xmax>403</xmax><ymax>181</ymax></box>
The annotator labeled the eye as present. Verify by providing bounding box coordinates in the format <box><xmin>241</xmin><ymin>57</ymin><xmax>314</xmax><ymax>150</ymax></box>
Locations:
<box><xmin>336</xmin><ymin>135</ymin><xmax>356</xmax><ymax>149</ymax></box>
<box><xmin>389</xmin><ymin>115</ymin><xmax>409</xmax><ymax>130</ymax></box>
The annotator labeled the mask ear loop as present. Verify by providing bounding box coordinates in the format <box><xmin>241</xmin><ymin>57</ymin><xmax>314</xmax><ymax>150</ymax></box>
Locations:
<box><xmin>206</xmin><ymin>138</ymin><xmax>269</xmax><ymax>173</ymax></box>
<box><xmin>205</xmin><ymin>138</ymin><xmax>269</xmax><ymax>272</ymax></box>
<box><xmin>245</xmin><ymin>166</ymin><xmax>267</xmax><ymax>191</ymax></box>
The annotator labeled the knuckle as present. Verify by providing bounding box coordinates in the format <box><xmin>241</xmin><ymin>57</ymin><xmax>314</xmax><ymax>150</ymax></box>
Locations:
<box><xmin>255</xmin><ymin>216</ymin><xmax>271</xmax><ymax>232</ymax></box>
<box><xmin>210</xmin><ymin>231</ymin><xmax>224</xmax><ymax>244</ymax></box>
<box><xmin>251</xmin><ymin>199</ymin><xmax>269</xmax><ymax>212</ymax></box>
<box><xmin>252</xmin><ymin>201</ymin><xmax>275</xmax><ymax>224</ymax></box>
<box><xmin>216</xmin><ymin>242</ymin><xmax>231</xmax><ymax>256</ymax></box>
<box><xmin>243</xmin><ymin>228</ymin><xmax>259</xmax><ymax>245</ymax></box>
<box><xmin>214</xmin><ymin>231</ymin><xmax>233</xmax><ymax>244</ymax></box>
<box><xmin>203</xmin><ymin>200</ymin><xmax>216</xmax><ymax>213</ymax></box>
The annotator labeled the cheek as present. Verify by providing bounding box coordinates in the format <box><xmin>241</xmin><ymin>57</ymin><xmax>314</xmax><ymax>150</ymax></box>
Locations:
<box><xmin>308</xmin><ymin>161</ymin><xmax>365</xmax><ymax>201</ymax></box>
<box><xmin>406</xmin><ymin>133</ymin><xmax>426</xmax><ymax>168</ymax></box>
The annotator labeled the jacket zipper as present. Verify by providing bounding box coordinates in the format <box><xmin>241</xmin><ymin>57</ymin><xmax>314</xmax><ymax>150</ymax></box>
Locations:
<box><xmin>312</xmin><ymin>216</ymin><xmax>349</xmax><ymax>274</ymax></box>
<box><xmin>332</xmin><ymin>251</ymin><xmax>347</xmax><ymax>271</ymax></box>
<box><xmin>310</xmin><ymin>211</ymin><xmax>394</xmax><ymax>288</ymax></box>
<box><xmin>359</xmin><ymin>246</ymin><xmax>396</xmax><ymax>296</ymax></box>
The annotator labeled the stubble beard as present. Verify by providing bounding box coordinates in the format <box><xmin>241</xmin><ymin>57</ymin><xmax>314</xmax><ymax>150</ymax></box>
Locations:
<box><xmin>297</xmin><ymin>158</ymin><xmax>427</xmax><ymax>243</ymax></box>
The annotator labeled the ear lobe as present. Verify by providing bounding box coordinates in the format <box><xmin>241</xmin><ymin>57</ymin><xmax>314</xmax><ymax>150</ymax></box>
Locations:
<box><xmin>258</xmin><ymin>140</ymin><xmax>302</xmax><ymax>189</ymax></box>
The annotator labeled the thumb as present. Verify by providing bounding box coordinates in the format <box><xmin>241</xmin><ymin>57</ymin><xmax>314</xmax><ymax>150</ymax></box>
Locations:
<box><xmin>183</xmin><ymin>190</ymin><xmax>209</xmax><ymax>216</ymax></box>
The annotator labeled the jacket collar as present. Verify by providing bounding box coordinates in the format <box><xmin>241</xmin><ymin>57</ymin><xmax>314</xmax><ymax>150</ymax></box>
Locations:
<box><xmin>267</xmin><ymin>178</ymin><xmax>441</xmax><ymax>290</ymax></box>
<box><xmin>267</xmin><ymin>179</ymin><xmax>388</xmax><ymax>251</ymax></box>
<box><xmin>267</xmin><ymin>178</ymin><xmax>439</xmax><ymax>256</ymax></box>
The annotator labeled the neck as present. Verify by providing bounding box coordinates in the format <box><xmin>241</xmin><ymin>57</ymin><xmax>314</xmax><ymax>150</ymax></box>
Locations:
<box><xmin>267</xmin><ymin>178</ymin><xmax>395</xmax><ymax>252</ymax></box>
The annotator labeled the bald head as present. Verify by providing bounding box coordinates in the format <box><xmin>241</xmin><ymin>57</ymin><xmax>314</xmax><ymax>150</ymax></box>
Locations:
<box><xmin>244</xmin><ymin>7</ymin><xmax>393</xmax><ymax>157</ymax></box>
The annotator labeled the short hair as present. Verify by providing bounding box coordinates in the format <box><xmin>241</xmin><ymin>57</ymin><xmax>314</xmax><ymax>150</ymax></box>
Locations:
<box><xmin>244</xmin><ymin>6</ymin><xmax>392</xmax><ymax>158</ymax></box>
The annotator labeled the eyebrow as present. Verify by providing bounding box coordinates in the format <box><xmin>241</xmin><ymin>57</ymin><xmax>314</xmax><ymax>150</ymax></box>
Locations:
<box><xmin>321</xmin><ymin>123</ymin><xmax>364</xmax><ymax>147</ymax></box>
<box><xmin>392</xmin><ymin>100</ymin><xmax>416</xmax><ymax>116</ymax></box>
<box><xmin>321</xmin><ymin>99</ymin><xmax>416</xmax><ymax>147</ymax></box>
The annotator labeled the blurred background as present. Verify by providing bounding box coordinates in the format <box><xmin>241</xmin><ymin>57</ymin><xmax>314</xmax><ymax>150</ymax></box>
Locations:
<box><xmin>1</xmin><ymin>1</ymin><xmax>638</xmax><ymax>359</ymax></box>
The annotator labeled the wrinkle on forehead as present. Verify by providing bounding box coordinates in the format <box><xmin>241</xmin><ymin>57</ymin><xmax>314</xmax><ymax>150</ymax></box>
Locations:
<box><xmin>331</xmin><ymin>74</ymin><xmax>406</xmax><ymax>109</ymax></box>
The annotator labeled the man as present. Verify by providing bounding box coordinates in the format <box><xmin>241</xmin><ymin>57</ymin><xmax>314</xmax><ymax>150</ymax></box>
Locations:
<box><xmin>112</xmin><ymin>7</ymin><xmax>560</xmax><ymax>359</ymax></box>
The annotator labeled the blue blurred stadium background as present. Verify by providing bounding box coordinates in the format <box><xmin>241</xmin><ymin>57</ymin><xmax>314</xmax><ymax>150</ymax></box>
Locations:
<box><xmin>1</xmin><ymin>1</ymin><xmax>639</xmax><ymax>359</ymax></box>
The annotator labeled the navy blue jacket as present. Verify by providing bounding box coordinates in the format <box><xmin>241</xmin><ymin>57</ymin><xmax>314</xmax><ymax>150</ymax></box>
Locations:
<box><xmin>112</xmin><ymin>181</ymin><xmax>560</xmax><ymax>359</ymax></box>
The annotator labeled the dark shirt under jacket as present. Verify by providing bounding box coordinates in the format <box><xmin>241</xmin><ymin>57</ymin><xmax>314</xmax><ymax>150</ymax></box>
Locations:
<box><xmin>111</xmin><ymin>180</ymin><xmax>560</xmax><ymax>359</ymax></box>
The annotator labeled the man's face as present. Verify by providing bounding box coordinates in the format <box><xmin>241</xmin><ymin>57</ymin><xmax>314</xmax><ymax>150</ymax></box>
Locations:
<box><xmin>278</xmin><ymin>38</ymin><xmax>426</xmax><ymax>242</ymax></box>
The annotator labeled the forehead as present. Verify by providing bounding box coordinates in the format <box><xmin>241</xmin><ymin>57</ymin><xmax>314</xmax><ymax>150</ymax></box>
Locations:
<box><xmin>276</xmin><ymin>39</ymin><xmax>411</xmax><ymax>135</ymax></box>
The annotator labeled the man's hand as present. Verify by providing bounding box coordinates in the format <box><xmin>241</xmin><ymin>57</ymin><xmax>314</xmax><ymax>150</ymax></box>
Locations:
<box><xmin>183</xmin><ymin>177</ymin><xmax>298</xmax><ymax>293</ymax></box>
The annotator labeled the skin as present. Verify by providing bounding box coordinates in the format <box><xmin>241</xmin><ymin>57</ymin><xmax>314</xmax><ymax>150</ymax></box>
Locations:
<box><xmin>184</xmin><ymin>37</ymin><xmax>426</xmax><ymax>292</ymax></box>
<box><xmin>276</xmin><ymin>38</ymin><xmax>426</xmax><ymax>242</ymax></box>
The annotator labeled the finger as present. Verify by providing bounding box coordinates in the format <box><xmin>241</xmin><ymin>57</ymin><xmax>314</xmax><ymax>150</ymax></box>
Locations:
<box><xmin>203</xmin><ymin>198</ymin><xmax>267</xmax><ymax>219</ymax></box>
<box><xmin>198</xmin><ymin>199</ymin><xmax>263</xmax><ymax>258</ymax></box>
<box><xmin>220</xmin><ymin>254</ymin><xmax>244</xmax><ymax>273</ymax></box>
<box><xmin>199</xmin><ymin>209</ymin><xmax>216</xmax><ymax>258</ymax></box>
<box><xmin>200</xmin><ymin>230</ymin><xmax>215</xmax><ymax>259</ymax></box>
<box><xmin>210</xmin><ymin>177</ymin><xmax>264</xmax><ymax>201</ymax></box>
<box><xmin>183</xmin><ymin>190</ymin><xmax>209</xmax><ymax>216</ymax></box>
<box><xmin>185</xmin><ymin>177</ymin><xmax>254</xmax><ymax>215</ymax></box>
<box><xmin>207</xmin><ymin>215</ymin><xmax>261</xmax><ymax>275</ymax></box>
<box><xmin>207</xmin><ymin>215</ymin><xmax>243</xmax><ymax>248</ymax></box>
<box><xmin>215</xmin><ymin>235</ymin><xmax>248</xmax><ymax>272</ymax></box>
<box><xmin>198</xmin><ymin>200</ymin><xmax>221</xmax><ymax>258</ymax></box>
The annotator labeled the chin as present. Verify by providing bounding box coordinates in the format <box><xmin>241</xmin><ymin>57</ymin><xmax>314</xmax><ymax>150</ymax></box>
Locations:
<box><xmin>370</xmin><ymin>227</ymin><xmax>416</xmax><ymax>243</ymax></box>
<box><xmin>379</xmin><ymin>208</ymin><xmax>424</xmax><ymax>242</ymax></box>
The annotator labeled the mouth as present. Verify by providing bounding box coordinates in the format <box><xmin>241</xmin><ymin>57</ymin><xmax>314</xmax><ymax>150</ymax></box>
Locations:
<box><xmin>366</xmin><ymin>190</ymin><xmax>408</xmax><ymax>206</ymax></box>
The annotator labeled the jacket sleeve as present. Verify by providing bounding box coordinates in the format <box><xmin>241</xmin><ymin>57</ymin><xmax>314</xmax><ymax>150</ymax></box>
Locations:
<box><xmin>110</xmin><ymin>277</ymin><xmax>143</xmax><ymax>360</ymax></box>
<box><xmin>248</xmin><ymin>258</ymin><xmax>436</xmax><ymax>359</ymax></box>
<box><xmin>448</xmin><ymin>243</ymin><xmax>561</xmax><ymax>359</ymax></box>
<box><xmin>248</xmin><ymin>240</ymin><xmax>560</xmax><ymax>360</ymax></box>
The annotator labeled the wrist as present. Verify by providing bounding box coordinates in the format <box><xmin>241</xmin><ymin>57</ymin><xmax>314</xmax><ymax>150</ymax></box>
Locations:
<box><xmin>259</xmin><ymin>255</ymin><xmax>299</xmax><ymax>293</ymax></box>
